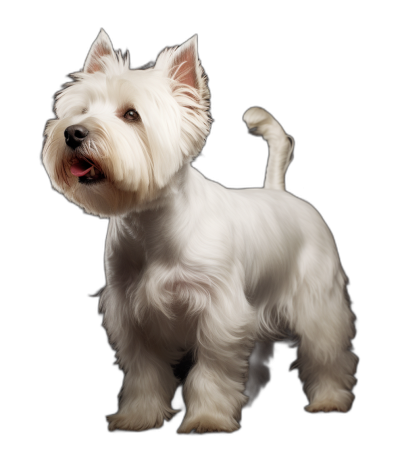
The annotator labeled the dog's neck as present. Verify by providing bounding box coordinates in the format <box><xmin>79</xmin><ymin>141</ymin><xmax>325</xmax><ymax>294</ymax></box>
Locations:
<box><xmin>117</xmin><ymin>164</ymin><xmax>203</xmax><ymax>260</ymax></box>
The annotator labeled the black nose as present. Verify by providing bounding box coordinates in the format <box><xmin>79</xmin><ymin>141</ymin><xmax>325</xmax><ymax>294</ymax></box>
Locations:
<box><xmin>64</xmin><ymin>125</ymin><xmax>89</xmax><ymax>149</ymax></box>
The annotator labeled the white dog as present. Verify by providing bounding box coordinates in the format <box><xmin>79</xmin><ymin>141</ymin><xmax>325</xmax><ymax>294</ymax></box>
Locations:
<box><xmin>42</xmin><ymin>30</ymin><xmax>358</xmax><ymax>433</ymax></box>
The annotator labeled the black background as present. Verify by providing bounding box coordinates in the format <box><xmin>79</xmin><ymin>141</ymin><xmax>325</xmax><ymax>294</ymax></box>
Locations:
<box><xmin>14</xmin><ymin>4</ymin><xmax>390</xmax><ymax>455</ymax></box>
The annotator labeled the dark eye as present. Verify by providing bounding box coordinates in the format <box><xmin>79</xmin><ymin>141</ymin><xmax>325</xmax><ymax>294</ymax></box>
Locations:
<box><xmin>124</xmin><ymin>109</ymin><xmax>140</xmax><ymax>122</ymax></box>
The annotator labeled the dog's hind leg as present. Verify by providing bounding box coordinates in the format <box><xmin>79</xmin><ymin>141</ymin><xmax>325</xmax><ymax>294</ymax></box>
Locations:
<box><xmin>244</xmin><ymin>340</ymin><xmax>273</xmax><ymax>406</ymax></box>
<box><xmin>291</xmin><ymin>269</ymin><xmax>358</xmax><ymax>412</ymax></box>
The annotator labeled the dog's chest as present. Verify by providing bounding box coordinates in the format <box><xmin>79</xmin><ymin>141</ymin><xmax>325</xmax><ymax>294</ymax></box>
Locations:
<box><xmin>135</xmin><ymin>260</ymin><xmax>214</xmax><ymax>318</ymax></box>
<box><xmin>107</xmin><ymin>216</ymin><xmax>217</xmax><ymax>319</ymax></box>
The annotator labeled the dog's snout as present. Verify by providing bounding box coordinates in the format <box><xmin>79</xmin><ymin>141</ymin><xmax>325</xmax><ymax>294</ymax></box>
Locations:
<box><xmin>64</xmin><ymin>125</ymin><xmax>89</xmax><ymax>149</ymax></box>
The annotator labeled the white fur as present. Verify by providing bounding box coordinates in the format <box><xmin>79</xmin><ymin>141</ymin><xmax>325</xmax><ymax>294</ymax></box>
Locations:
<box><xmin>43</xmin><ymin>30</ymin><xmax>358</xmax><ymax>433</ymax></box>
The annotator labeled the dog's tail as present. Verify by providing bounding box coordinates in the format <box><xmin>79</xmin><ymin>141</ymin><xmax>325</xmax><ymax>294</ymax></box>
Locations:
<box><xmin>243</xmin><ymin>107</ymin><xmax>294</xmax><ymax>191</ymax></box>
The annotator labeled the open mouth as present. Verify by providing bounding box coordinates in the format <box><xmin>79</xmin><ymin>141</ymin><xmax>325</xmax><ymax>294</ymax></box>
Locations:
<box><xmin>70</xmin><ymin>157</ymin><xmax>106</xmax><ymax>185</ymax></box>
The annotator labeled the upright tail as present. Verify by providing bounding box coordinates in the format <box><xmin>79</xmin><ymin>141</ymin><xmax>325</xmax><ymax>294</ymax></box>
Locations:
<box><xmin>243</xmin><ymin>107</ymin><xmax>294</xmax><ymax>191</ymax></box>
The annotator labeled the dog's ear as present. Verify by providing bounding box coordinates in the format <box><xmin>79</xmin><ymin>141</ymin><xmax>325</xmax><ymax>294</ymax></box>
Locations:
<box><xmin>156</xmin><ymin>35</ymin><xmax>209</xmax><ymax>101</ymax></box>
<box><xmin>168</xmin><ymin>35</ymin><xmax>201</xmax><ymax>89</ymax></box>
<box><xmin>155</xmin><ymin>34</ymin><xmax>210</xmax><ymax>106</ymax></box>
<box><xmin>84</xmin><ymin>29</ymin><xmax>115</xmax><ymax>73</ymax></box>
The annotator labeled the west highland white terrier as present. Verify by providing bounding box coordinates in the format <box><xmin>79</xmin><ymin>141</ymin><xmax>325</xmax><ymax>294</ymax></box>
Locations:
<box><xmin>42</xmin><ymin>30</ymin><xmax>358</xmax><ymax>433</ymax></box>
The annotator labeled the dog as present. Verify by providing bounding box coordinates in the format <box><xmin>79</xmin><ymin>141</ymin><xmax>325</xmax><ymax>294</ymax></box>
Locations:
<box><xmin>42</xmin><ymin>29</ymin><xmax>358</xmax><ymax>433</ymax></box>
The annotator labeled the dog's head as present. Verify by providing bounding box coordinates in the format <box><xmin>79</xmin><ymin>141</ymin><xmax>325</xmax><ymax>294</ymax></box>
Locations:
<box><xmin>42</xmin><ymin>30</ymin><xmax>211</xmax><ymax>216</ymax></box>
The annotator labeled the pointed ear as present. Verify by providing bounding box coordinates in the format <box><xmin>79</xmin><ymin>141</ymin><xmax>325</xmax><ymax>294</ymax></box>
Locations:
<box><xmin>158</xmin><ymin>35</ymin><xmax>207</xmax><ymax>92</ymax></box>
<box><xmin>83</xmin><ymin>29</ymin><xmax>115</xmax><ymax>73</ymax></box>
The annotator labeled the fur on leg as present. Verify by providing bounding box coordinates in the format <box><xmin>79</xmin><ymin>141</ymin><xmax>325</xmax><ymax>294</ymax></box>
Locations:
<box><xmin>245</xmin><ymin>340</ymin><xmax>274</xmax><ymax>405</ymax></box>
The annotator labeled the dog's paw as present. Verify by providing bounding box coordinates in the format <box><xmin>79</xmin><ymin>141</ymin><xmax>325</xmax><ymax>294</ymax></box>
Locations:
<box><xmin>107</xmin><ymin>407</ymin><xmax>178</xmax><ymax>431</ymax></box>
<box><xmin>177</xmin><ymin>415</ymin><xmax>240</xmax><ymax>434</ymax></box>
<box><xmin>106</xmin><ymin>412</ymin><xmax>161</xmax><ymax>431</ymax></box>
<box><xmin>305</xmin><ymin>390</ymin><xmax>354</xmax><ymax>413</ymax></box>
<box><xmin>305</xmin><ymin>400</ymin><xmax>350</xmax><ymax>413</ymax></box>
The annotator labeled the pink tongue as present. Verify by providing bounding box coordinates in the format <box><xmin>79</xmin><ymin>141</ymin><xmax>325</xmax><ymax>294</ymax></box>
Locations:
<box><xmin>70</xmin><ymin>161</ymin><xmax>93</xmax><ymax>177</ymax></box>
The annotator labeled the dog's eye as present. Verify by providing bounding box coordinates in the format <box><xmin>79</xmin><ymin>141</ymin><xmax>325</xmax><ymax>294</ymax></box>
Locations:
<box><xmin>124</xmin><ymin>109</ymin><xmax>140</xmax><ymax>122</ymax></box>
<box><xmin>82</xmin><ymin>108</ymin><xmax>88</xmax><ymax>114</ymax></box>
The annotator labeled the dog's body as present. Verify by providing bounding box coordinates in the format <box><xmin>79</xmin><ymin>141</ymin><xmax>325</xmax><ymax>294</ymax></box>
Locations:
<box><xmin>43</xmin><ymin>30</ymin><xmax>358</xmax><ymax>433</ymax></box>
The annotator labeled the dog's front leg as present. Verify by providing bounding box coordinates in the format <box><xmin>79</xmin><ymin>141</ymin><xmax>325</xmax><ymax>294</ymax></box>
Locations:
<box><xmin>178</xmin><ymin>293</ymin><xmax>255</xmax><ymax>433</ymax></box>
<box><xmin>102</xmin><ymin>287</ymin><xmax>178</xmax><ymax>431</ymax></box>
<box><xmin>105</xmin><ymin>316</ymin><xmax>179</xmax><ymax>431</ymax></box>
